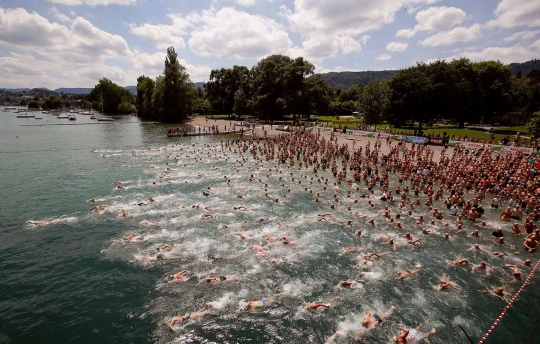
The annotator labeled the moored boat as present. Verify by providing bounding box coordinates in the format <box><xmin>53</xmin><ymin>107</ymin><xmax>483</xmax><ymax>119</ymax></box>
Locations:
<box><xmin>16</xmin><ymin>113</ymin><xmax>35</xmax><ymax>118</ymax></box>
<box><xmin>97</xmin><ymin>117</ymin><xmax>114</xmax><ymax>121</ymax></box>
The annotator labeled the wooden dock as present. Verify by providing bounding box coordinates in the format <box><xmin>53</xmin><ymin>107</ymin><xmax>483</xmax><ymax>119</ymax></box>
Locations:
<box><xmin>166</xmin><ymin>129</ymin><xmax>245</xmax><ymax>137</ymax></box>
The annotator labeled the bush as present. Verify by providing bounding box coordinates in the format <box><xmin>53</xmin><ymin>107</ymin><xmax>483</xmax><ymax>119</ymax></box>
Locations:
<box><xmin>117</xmin><ymin>102</ymin><xmax>136</xmax><ymax>114</ymax></box>
<box><xmin>526</xmin><ymin>116</ymin><xmax>540</xmax><ymax>138</ymax></box>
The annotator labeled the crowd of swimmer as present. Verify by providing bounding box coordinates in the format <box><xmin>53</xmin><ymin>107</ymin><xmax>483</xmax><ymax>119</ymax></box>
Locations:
<box><xmin>108</xmin><ymin>127</ymin><xmax>540</xmax><ymax>343</ymax></box>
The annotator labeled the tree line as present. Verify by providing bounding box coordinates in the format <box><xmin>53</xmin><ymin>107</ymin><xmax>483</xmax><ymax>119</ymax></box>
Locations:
<box><xmin>135</xmin><ymin>46</ymin><xmax>540</xmax><ymax>126</ymax></box>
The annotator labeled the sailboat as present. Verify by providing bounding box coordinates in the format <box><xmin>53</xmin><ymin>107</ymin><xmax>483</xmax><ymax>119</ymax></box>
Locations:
<box><xmin>96</xmin><ymin>92</ymin><xmax>114</xmax><ymax>121</ymax></box>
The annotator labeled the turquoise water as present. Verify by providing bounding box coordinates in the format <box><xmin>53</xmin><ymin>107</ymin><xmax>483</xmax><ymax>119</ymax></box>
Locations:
<box><xmin>0</xmin><ymin>112</ymin><xmax>539</xmax><ymax>344</ymax></box>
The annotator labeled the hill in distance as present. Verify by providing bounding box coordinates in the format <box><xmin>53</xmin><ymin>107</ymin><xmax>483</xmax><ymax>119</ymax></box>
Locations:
<box><xmin>316</xmin><ymin>58</ymin><xmax>540</xmax><ymax>89</ymax></box>
<box><xmin>315</xmin><ymin>70</ymin><xmax>398</xmax><ymax>88</ymax></box>
<box><xmin>509</xmin><ymin>59</ymin><xmax>540</xmax><ymax>76</ymax></box>
<box><xmin>53</xmin><ymin>86</ymin><xmax>137</xmax><ymax>95</ymax></box>
<box><xmin>53</xmin><ymin>84</ymin><xmax>203</xmax><ymax>95</ymax></box>
<box><xmin>2</xmin><ymin>60</ymin><xmax>538</xmax><ymax>93</ymax></box>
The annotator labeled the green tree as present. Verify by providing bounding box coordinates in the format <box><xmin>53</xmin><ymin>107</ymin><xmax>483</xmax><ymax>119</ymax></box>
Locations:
<box><xmin>159</xmin><ymin>47</ymin><xmax>193</xmax><ymax>122</ymax></box>
<box><xmin>43</xmin><ymin>95</ymin><xmax>63</xmax><ymax>110</ymax></box>
<box><xmin>338</xmin><ymin>84</ymin><xmax>364</xmax><ymax>103</ymax></box>
<box><xmin>28</xmin><ymin>100</ymin><xmax>40</xmax><ymax>109</ymax></box>
<box><xmin>118</xmin><ymin>102</ymin><xmax>136</xmax><ymax>113</ymax></box>
<box><xmin>473</xmin><ymin>61</ymin><xmax>513</xmax><ymax>123</ymax></box>
<box><xmin>305</xmin><ymin>76</ymin><xmax>332</xmax><ymax>118</ymax></box>
<box><xmin>151</xmin><ymin>75</ymin><xmax>165</xmax><ymax>118</ymax></box>
<box><xmin>88</xmin><ymin>78</ymin><xmax>134</xmax><ymax>114</ymax></box>
<box><xmin>526</xmin><ymin>115</ymin><xmax>540</xmax><ymax>138</ymax></box>
<box><xmin>233</xmin><ymin>89</ymin><xmax>248</xmax><ymax>117</ymax></box>
<box><xmin>251</xmin><ymin>55</ymin><xmax>314</xmax><ymax>120</ymax></box>
<box><xmin>387</xmin><ymin>63</ymin><xmax>433</xmax><ymax>130</ymax></box>
<box><xmin>136</xmin><ymin>76</ymin><xmax>156</xmax><ymax>119</ymax></box>
<box><xmin>192</xmin><ymin>98</ymin><xmax>212</xmax><ymax>116</ymax></box>
<box><xmin>359</xmin><ymin>80</ymin><xmax>389</xmax><ymax>127</ymax></box>
<box><xmin>329</xmin><ymin>100</ymin><xmax>357</xmax><ymax>117</ymax></box>
<box><xmin>205</xmin><ymin>66</ymin><xmax>250</xmax><ymax>116</ymax></box>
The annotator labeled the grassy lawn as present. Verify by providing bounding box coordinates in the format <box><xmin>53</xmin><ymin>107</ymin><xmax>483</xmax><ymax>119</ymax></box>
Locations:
<box><xmin>309</xmin><ymin>115</ymin><xmax>363</xmax><ymax>126</ymax></box>
<box><xmin>196</xmin><ymin>114</ymin><xmax>530</xmax><ymax>140</ymax></box>
<box><xmin>389</xmin><ymin>125</ymin><xmax>528</xmax><ymax>141</ymax></box>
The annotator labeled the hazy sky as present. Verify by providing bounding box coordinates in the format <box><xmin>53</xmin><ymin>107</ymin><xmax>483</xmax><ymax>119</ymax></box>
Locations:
<box><xmin>0</xmin><ymin>0</ymin><xmax>539</xmax><ymax>88</ymax></box>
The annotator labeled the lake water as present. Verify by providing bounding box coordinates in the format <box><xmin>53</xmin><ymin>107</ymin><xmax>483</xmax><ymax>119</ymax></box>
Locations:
<box><xmin>0</xmin><ymin>111</ymin><xmax>538</xmax><ymax>344</ymax></box>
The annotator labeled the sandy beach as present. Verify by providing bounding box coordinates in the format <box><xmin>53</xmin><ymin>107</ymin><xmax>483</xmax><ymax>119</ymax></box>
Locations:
<box><xmin>190</xmin><ymin>117</ymin><xmax>452</xmax><ymax>159</ymax></box>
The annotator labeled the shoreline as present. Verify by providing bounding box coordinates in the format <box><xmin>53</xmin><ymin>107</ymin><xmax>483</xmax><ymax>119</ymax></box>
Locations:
<box><xmin>188</xmin><ymin>117</ymin><xmax>453</xmax><ymax>159</ymax></box>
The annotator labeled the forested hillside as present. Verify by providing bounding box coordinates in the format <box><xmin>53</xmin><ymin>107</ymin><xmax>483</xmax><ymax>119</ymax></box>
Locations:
<box><xmin>315</xmin><ymin>70</ymin><xmax>398</xmax><ymax>88</ymax></box>
<box><xmin>509</xmin><ymin>59</ymin><xmax>540</xmax><ymax>77</ymax></box>
<box><xmin>316</xmin><ymin>59</ymin><xmax>539</xmax><ymax>88</ymax></box>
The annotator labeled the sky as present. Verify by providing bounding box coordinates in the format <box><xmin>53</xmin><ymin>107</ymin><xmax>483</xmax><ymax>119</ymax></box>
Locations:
<box><xmin>0</xmin><ymin>0</ymin><xmax>539</xmax><ymax>89</ymax></box>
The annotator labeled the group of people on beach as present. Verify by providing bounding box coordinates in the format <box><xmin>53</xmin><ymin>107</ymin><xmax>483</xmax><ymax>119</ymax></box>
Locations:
<box><xmin>108</xmin><ymin>124</ymin><xmax>540</xmax><ymax>343</ymax></box>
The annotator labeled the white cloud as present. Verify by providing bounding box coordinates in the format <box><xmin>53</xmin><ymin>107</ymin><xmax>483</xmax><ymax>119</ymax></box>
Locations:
<box><xmin>287</xmin><ymin>34</ymin><xmax>369</xmax><ymax>63</ymax></box>
<box><xmin>337</xmin><ymin>35</ymin><xmax>370</xmax><ymax>54</ymax></box>
<box><xmin>376</xmin><ymin>54</ymin><xmax>392</xmax><ymax>61</ymax></box>
<box><xmin>459</xmin><ymin>42</ymin><xmax>540</xmax><ymax>64</ymax></box>
<box><xmin>129</xmin><ymin>14</ymin><xmax>190</xmax><ymax>49</ymax></box>
<box><xmin>47</xmin><ymin>0</ymin><xmax>137</xmax><ymax>6</ymax></box>
<box><xmin>386</xmin><ymin>41</ymin><xmax>408</xmax><ymax>52</ymax></box>
<box><xmin>487</xmin><ymin>0</ymin><xmax>540</xmax><ymax>29</ymax></box>
<box><xmin>428</xmin><ymin>40</ymin><xmax>540</xmax><ymax>65</ymax></box>
<box><xmin>50</xmin><ymin>6</ymin><xmax>71</xmax><ymax>22</ymax></box>
<box><xmin>396</xmin><ymin>6</ymin><xmax>466</xmax><ymax>38</ymax></box>
<box><xmin>187</xmin><ymin>7</ymin><xmax>292</xmax><ymax>59</ymax></box>
<box><xmin>285</xmin><ymin>0</ymin><xmax>436</xmax><ymax>37</ymax></box>
<box><xmin>418</xmin><ymin>24</ymin><xmax>482</xmax><ymax>46</ymax></box>
<box><xmin>503</xmin><ymin>30</ymin><xmax>540</xmax><ymax>42</ymax></box>
<box><xmin>0</xmin><ymin>7</ymin><xmax>138</xmax><ymax>88</ymax></box>
<box><xmin>130</xmin><ymin>51</ymin><xmax>211</xmax><ymax>81</ymax></box>
<box><xmin>281</xmin><ymin>0</ymin><xmax>436</xmax><ymax>63</ymax></box>
<box><xmin>237</xmin><ymin>0</ymin><xmax>256</xmax><ymax>6</ymax></box>
<box><xmin>315</xmin><ymin>65</ymin><xmax>364</xmax><ymax>74</ymax></box>
<box><xmin>0</xmin><ymin>8</ymin><xmax>130</xmax><ymax>64</ymax></box>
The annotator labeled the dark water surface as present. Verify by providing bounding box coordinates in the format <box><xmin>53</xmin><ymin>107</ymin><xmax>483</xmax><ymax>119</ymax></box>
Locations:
<box><xmin>0</xmin><ymin>112</ymin><xmax>539</xmax><ymax>344</ymax></box>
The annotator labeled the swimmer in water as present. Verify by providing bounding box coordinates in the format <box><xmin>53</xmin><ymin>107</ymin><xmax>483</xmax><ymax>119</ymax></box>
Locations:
<box><xmin>325</xmin><ymin>332</ymin><xmax>339</xmax><ymax>343</ymax></box>
<box><xmin>306</xmin><ymin>303</ymin><xmax>330</xmax><ymax>310</ymax></box>
<box><xmin>123</xmin><ymin>234</ymin><xmax>141</xmax><ymax>242</ymax></box>
<box><xmin>524</xmin><ymin>237</ymin><xmax>539</xmax><ymax>252</ymax></box>
<box><xmin>504</xmin><ymin>264</ymin><xmax>522</xmax><ymax>282</ymax></box>
<box><xmin>88</xmin><ymin>198</ymin><xmax>97</xmax><ymax>203</ymax></box>
<box><xmin>467</xmin><ymin>244</ymin><xmax>486</xmax><ymax>252</ymax></box>
<box><xmin>236</xmin><ymin>293</ymin><xmax>281</xmax><ymax>312</ymax></box>
<box><xmin>449</xmin><ymin>258</ymin><xmax>469</xmax><ymax>266</ymax></box>
<box><xmin>169</xmin><ymin>270</ymin><xmax>189</xmax><ymax>282</ymax></box>
<box><xmin>364</xmin><ymin>252</ymin><xmax>390</xmax><ymax>259</ymax></box>
<box><xmin>156</xmin><ymin>244</ymin><xmax>172</xmax><ymax>251</ymax></box>
<box><xmin>356</xmin><ymin>306</ymin><xmax>396</xmax><ymax>339</ymax></box>
<box><xmin>121</xmin><ymin>208</ymin><xmax>128</xmax><ymax>217</ymax></box>
<box><xmin>202</xmin><ymin>214</ymin><xmax>213</xmax><ymax>218</ymax></box>
<box><xmin>437</xmin><ymin>273</ymin><xmax>459</xmax><ymax>291</ymax></box>
<box><xmin>472</xmin><ymin>262</ymin><xmax>492</xmax><ymax>276</ymax></box>
<box><xmin>393</xmin><ymin>326</ymin><xmax>436</xmax><ymax>343</ymax></box>
<box><xmin>279</xmin><ymin>236</ymin><xmax>297</xmax><ymax>245</ymax></box>
<box><xmin>478</xmin><ymin>287</ymin><xmax>510</xmax><ymax>303</ymax></box>
<box><xmin>233</xmin><ymin>206</ymin><xmax>246</xmax><ymax>211</ymax></box>
<box><xmin>396</xmin><ymin>268</ymin><xmax>421</xmax><ymax>280</ymax></box>
<box><xmin>141</xmin><ymin>253</ymin><xmax>166</xmax><ymax>263</ymax></box>
<box><xmin>340</xmin><ymin>280</ymin><xmax>359</xmax><ymax>288</ymax></box>
<box><xmin>169</xmin><ymin>309</ymin><xmax>213</xmax><ymax>330</ymax></box>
